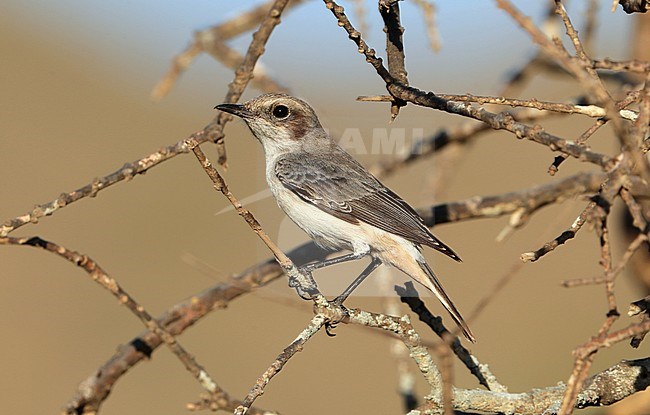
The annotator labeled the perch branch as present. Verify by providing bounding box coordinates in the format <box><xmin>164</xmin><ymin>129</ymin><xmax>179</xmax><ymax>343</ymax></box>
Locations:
<box><xmin>344</xmin><ymin>308</ymin><xmax>444</xmax><ymax>404</ymax></box>
<box><xmin>63</xmin><ymin>241</ymin><xmax>327</xmax><ymax>415</ymax></box>
<box><xmin>234</xmin><ymin>314</ymin><xmax>327</xmax><ymax>415</ymax></box>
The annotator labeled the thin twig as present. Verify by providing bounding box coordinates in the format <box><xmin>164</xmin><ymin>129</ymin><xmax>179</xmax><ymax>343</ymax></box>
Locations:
<box><xmin>592</xmin><ymin>58</ymin><xmax>650</xmax><ymax>73</ymax></box>
<box><xmin>620</xmin><ymin>187</ymin><xmax>649</xmax><ymax>233</ymax></box>
<box><xmin>207</xmin><ymin>0</ymin><xmax>292</xmax><ymax>168</ymax></box>
<box><xmin>358</xmin><ymin>93</ymin><xmax>640</xmax><ymax>121</ymax></box>
<box><xmin>0</xmin><ymin>137</ymin><xmax>204</xmax><ymax>237</ymax></box>
<box><xmin>561</xmin><ymin>232</ymin><xmax>649</xmax><ymax>288</ymax></box>
<box><xmin>379</xmin><ymin>0</ymin><xmax>408</xmax><ymax>120</ymax></box>
<box><xmin>234</xmin><ymin>315</ymin><xmax>327</xmax><ymax>415</ymax></box>
<box><xmin>549</xmin><ymin>119</ymin><xmax>606</xmax><ymax>175</ymax></box>
<box><xmin>323</xmin><ymin>0</ymin><xmax>614</xmax><ymax>169</ymax></box>
<box><xmin>497</xmin><ymin>0</ymin><xmax>648</xmax><ymax>187</ymax></box>
<box><xmin>368</xmin><ymin>106</ymin><xmax>564</xmax><ymax>178</ymax></box>
<box><xmin>396</xmin><ymin>283</ymin><xmax>508</xmax><ymax>393</ymax></box>
<box><xmin>0</xmin><ymin>236</ymin><xmax>233</xmax><ymax>414</ymax></box>
<box><xmin>520</xmin><ymin>198</ymin><xmax>597</xmax><ymax>263</ymax></box>
<box><xmin>496</xmin><ymin>0</ymin><xmax>615</xmax><ymax>114</ymax></box>
<box><xmin>152</xmin><ymin>0</ymin><xmax>302</xmax><ymax>100</ymax></box>
<box><xmin>63</xmin><ymin>241</ymin><xmax>327</xmax><ymax>414</ymax></box>
<box><xmin>185</xmin><ymin>135</ymin><xmax>323</xmax><ymax>301</ymax></box>
<box><xmin>419</xmin><ymin>171</ymin><xmax>624</xmax><ymax>228</ymax></box>
<box><xmin>413</xmin><ymin>0</ymin><xmax>441</xmax><ymax>52</ymax></box>
<box><xmin>581</xmin><ymin>0</ymin><xmax>599</xmax><ymax>53</ymax></box>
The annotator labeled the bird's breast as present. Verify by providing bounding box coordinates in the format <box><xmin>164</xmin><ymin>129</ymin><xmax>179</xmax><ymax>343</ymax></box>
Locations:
<box><xmin>265</xmin><ymin>158</ymin><xmax>369</xmax><ymax>253</ymax></box>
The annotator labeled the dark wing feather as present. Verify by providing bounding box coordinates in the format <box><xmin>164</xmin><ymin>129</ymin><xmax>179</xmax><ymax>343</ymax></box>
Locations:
<box><xmin>275</xmin><ymin>151</ymin><xmax>461</xmax><ymax>261</ymax></box>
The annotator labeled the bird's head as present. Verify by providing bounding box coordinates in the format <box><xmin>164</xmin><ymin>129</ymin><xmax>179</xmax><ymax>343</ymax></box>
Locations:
<box><xmin>216</xmin><ymin>94</ymin><xmax>326</xmax><ymax>154</ymax></box>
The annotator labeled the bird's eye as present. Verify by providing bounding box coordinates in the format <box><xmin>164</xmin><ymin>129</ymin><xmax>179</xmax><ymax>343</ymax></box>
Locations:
<box><xmin>272</xmin><ymin>104</ymin><xmax>290</xmax><ymax>119</ymax></box>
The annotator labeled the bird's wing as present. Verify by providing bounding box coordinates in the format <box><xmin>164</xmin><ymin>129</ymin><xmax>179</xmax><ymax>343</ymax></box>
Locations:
<box><xmin>275</xmin><ymin>151</ymin><xmax>461</xmax><ymax>261</ymax></box>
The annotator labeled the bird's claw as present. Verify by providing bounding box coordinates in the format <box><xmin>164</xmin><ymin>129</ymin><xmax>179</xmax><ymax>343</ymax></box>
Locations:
<box><xmin>325</xmin><ymin>321</ymin><xmax>338</xmax><ymax>337</ymax></box>
<box><xmin>324</xmin><ymin>299</ymin><xmax>349</xmax><ymax>337</ymax></box>
<box><xmin>288</xmin><ymin>268</ymin><xmax>316</xmax><ymax>300</ymax></box>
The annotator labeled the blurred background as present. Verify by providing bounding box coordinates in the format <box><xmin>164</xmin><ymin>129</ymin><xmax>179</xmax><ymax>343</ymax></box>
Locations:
<box><xmin>1</xmin><ymin>1</ymin><xmax>648</xmax><ymax>414</ymax></box>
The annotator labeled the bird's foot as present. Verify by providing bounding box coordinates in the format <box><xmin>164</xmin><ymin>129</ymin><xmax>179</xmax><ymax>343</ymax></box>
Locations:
<box><xmin>298</xmin><ymin>262</ymin><xmax>317</xmax><ymax>273</ymax></box>
<box><xmin>287</xmin><ymin>268</ymin><xmax>316</xmax><ymax>300</ymax></box>
<box><xmin>324</xmin><ymin>297</ymin><xmax>349</xmax><ymax>337</ymax></box>
<box><xmin>324</xmin><ymin>321</ymin><xmax>339</xmax><ymax>337</ymax></box>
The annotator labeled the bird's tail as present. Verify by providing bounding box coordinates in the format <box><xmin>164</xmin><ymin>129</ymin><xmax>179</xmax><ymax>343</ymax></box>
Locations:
<box><xmin>413</xmin><ymin>259</ymin><xmax>475</xmax><ymax>342</ymax></box>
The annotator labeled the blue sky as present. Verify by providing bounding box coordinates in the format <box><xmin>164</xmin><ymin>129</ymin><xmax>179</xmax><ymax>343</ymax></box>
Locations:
<box><xmin>4</xmin><ymin>0</ymin><xmax>632</xmax><ymax>106</ymax></box>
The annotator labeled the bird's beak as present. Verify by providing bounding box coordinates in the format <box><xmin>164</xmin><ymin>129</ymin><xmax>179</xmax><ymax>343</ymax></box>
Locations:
<box><xmin>215</xmin><ymin>103</ymin><xmax>253</xmax><ymax>119</ymax></box>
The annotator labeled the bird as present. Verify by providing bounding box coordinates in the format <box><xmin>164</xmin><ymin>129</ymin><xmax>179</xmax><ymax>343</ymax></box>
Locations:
<box><xmin>216</xmin><ymin>93</ymin><xmax>474</xmax><ymax>342</ymax></box>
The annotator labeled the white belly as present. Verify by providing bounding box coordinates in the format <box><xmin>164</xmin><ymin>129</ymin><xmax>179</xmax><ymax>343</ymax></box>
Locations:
<box><xmin>265</xmin><ymin>157</ymin><xmax>423</xmax><ymax>267</ymax></box>
<box><xmin>269</xmin><ymin>177</ymin><xmax>368</xmax><ymax>253</ymax></box>
<box><xmin>263</xmin><ymin>154</ymin><xmax>437</xmax><ymax>299</ymax></box>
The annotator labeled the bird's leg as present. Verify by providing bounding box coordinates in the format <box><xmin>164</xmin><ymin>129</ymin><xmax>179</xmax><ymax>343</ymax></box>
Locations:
<box><xmin>300</xmin><ymin>250</ymin><xmax>368</xmax><ymax>273</ymax></box>
<box><xmin>324</xmin><ymin>258</ymin><xmax>382</xmax><ymax>336</ymax></box>
<box><xmin>293</xmin><ymin>251</ymin><xmax>369</xmax><ymax>303</ymax></box>
<box><xmin>333</xmin><ymin>257</ymin><xmax>382</xmax><ymax>305</ymax></box>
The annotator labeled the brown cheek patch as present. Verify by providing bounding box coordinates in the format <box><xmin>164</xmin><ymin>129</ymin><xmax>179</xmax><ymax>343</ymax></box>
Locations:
<box><xmin>285</xmin><ymin>114</ymin><xmax>308</xmax><ymax>140</ymax></box>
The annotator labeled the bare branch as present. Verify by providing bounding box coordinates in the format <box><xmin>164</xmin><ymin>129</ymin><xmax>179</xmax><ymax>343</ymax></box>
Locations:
<box><xmin>185</xmin><ymin>135</ymin><xmax>323</xmax><ymax>301</ymax></box>
<box><xmin>412</xmin><ymin>0</ymin><xmax>441</xmax><ymax>52</ymax></box>
<box><xmin>324</xmin><ymin>0</ymin><xmax>614</xmax><ymax>168</ymax></box>
<box><xmin>152</xmin><ymin>0</ymin><xmax>302</xmax><ymax>100</ymax></box>
<box><xmin>521</xmin><ymin>199</ymin><xmax>597</xmax><ymax>263</ymax></box>
<box><xmin>379</xmin><ymin>0</ymin><xmax>408</xmax><ymax>119</ymax></box>
<box><xmin>396</xmin><ymin>282</ymin><xmax>508</xmax><ymax>393</ymax></box>
<box><xmin>207</xmin><ymin>0</ymin><xmax>292</xmax><ymax>167</ymax></box>
<box><xmin>0</xmin><ymin>236</ymin><xmax>233</xmax><ymax>414</ymax></box>
<box><xmin>562</xmin><ymin>232</ymin><xmax>649</xmax><ymax>288</ymax></box>
<box><xmin>235</xmin><ymin>315</ymin><xmax>327</xmax><ymax>415</ymax></box>
<box><xmin>418</xmin><ymin>172</ymin><xmax>630</xmax><ymax>227</ymax></box>
<box><xmin>592</xmin><ymin>58</ymin><xmax>650</xmax><ymax>73</ymax></box>
<box><xmin>359</xmin><ymin>93</ymin><xmax>640</xmax><ymax>121</ymax></box>
<box><xmin>62</xmin><ymin>241</ymin><xmax>327</xmax><ymax>414</ymax></box>
<box><xmin>1</xmin><ymin>137</ymin><xmax>202</xmax><ymax>237</ymax></box>
<box><xmin>435</xmin><ymin>358</ymin><xmax>650</xmax><ymax>414</ymax></box>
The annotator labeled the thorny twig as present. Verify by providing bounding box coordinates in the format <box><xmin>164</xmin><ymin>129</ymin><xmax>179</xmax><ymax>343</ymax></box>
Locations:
<box><xmin>359</xmin><ymin>92</ymin><xmax>640</xmax><ymax>121</ymax></box>
<box><xmin>379</xmin><ymin>0</ymin><xmax>408</xmax><ymax>120</ymax></box>
<box><xmin>3</xmin><ymin>2</ymin><xmax>650</xmax><ymax>414</ymax></box>
<box><xmin>63</xmin><ymin>241</ymin><xmax>327</xmax><ymax>414</ymax></box>
<box><xmin>234</xmin><ymin>315</ymin><xmax>327</xmax><ymax>415</ymax></box>
<box><xmin>322</xmin><ymin>2</ymin><xmax>650</xmax><ymax>414</ymax></box>
<box><xmin>396</xmin><ymin>282</ymin><xmax>507</xmax><ymax>393</ymax></box>
<box><xmin>0</xmin><ymin>236</ymin><xmax>251</xmax><ymax>415</ymax></box>
<box><xmin>206</xmin><ymin>0</ymin><xmax>292</xmax><ymax>168</ymax></box>
<box><xmin>324</xmin><ymin>0</ymin><xmax>615</xmax><ymax>168</ymax></box>
<box><xmin>152</xmin><ymin>0</ymin><xmax>302</xmax><ymax>100</ymax></box>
